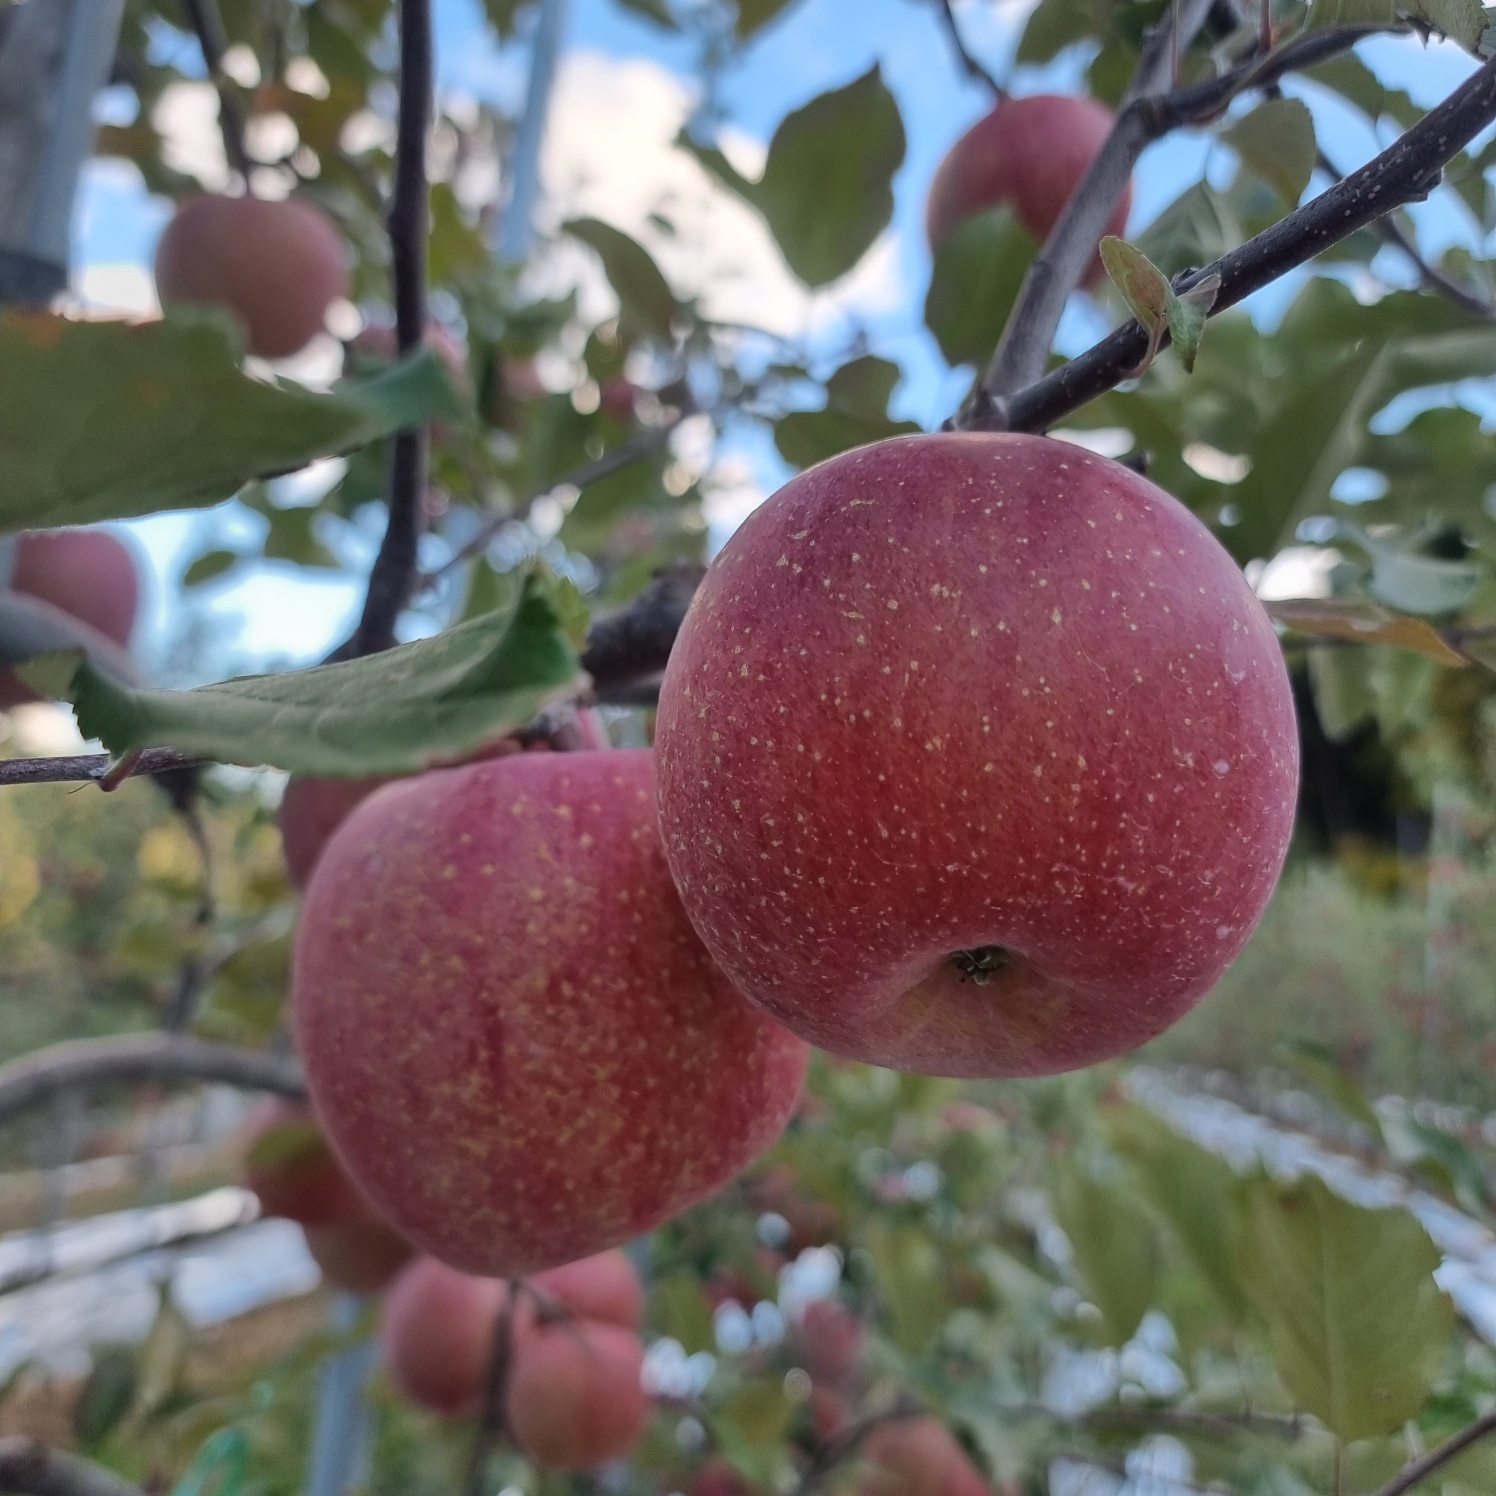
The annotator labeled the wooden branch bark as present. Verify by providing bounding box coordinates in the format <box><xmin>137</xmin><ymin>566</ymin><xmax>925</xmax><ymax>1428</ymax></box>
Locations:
<box><xmin>178</xmin><ymin>0</ymin><xmax>253</xmax><ymax>185</ymax></box>
<box><xmin>351</xmin><ymin>0</ymin><xmax>433</xmax><ymax>657</ymax></box>
<box><xmin>1370</xmin><ymin>1404</ymin><xmax>1496</xmax><ymax>1496</ymax></box>
<box><xmin>0</xmin><ymin>1034</ymin><xmax>305</xmax><ymax>1129</ymax></box>
<box><xmin>980</xmin><ymin>52</ymin><xmax>1496</xmax><ymax>435</ymax></box>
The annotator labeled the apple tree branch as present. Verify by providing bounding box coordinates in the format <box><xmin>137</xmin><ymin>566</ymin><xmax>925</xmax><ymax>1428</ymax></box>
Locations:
<box><xmin>178</xmin><ymin>0</ymin><xmax>253</xmax><ymax>187</ymax></box>
<box><xmin>978</xmin><ymin>51</ymin><xmax>1496</xmax><ymax>434</ymax></box>
<box><xmin>351</xmin><ymin>0</ymin><xmax>434</xmax><ymax>657</ymax></box>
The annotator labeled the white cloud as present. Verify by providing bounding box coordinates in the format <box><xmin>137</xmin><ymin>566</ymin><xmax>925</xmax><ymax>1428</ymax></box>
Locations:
<box><xmin>529</xmin><ymin>51</ymin><xmax>907</xmax><ymax>339</ymax></box>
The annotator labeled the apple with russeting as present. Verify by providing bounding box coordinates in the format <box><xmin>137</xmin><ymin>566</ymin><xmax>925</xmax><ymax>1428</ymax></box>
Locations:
<box><xmin>655</xmin><ymin>432</ymin><xmax>1298</xmax><ymax>1078</ymax></box>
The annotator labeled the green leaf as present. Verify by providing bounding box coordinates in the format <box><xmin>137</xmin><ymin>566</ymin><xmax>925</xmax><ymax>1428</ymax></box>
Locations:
<box><xmin>0</xmin><ymin>311</ymin><xmax>463</xmax><ymax>531</ymax></box>
<box><xmin>1051</xmin><ymin>1160</ymin><xmax>1160</xmax><ymax>1346</ymax></box>
<box><xmin>1018</xmin><ymin>0</ymin><xmax>1100</xmax><ymax>62</ymax></box>
<box><xmin>614</xmin><ymin>0</ymin><xmax>677</xmax><ymax>25</ymax></box>
<box><xmin>50</xmin><ymin>571</ymin><xmax>580</xmax><ymax>776</ymax></box>
<box><xmin>924</xmin><ymin>206</ymin><xmax>1039</xmax><ymax>368</ymax></box>
<box><xmin>1134</xmin><ymin>181</ymin><xmax>1243</xmax><ymax>280</ymax></box>
<box><xmin>562</xmin><ymin>219</ymin><xmax>678</xmax><ymax>341</ymax></box>
<box><xmin>1099</xmin><ymin>238</ymin><xmax>1218</xmax><ymax>373</ymax></box>
<box><xmin>653</xmin><ymin>1271</ymin><xmax>716</xmax><ymax>1355</ymax></box>
<box><xmin>1105</xmin><ymin>1105</ymin><xmax>1249</xmax><ymax>1320</ymax></box>
<box><xmin>1265</xmin><ymin>597</ymin><xmax>1470</xmax><ymax>667</ymax></box>
<box><xmin>1</xmin><ymin>591</ymin><xmax>143</xmax><ymax>689</ymax></box>
<box><xmin>1311</xmin><ymin>0</ymin><xmax>1493</xmax><ymax>55</ymax></box>
<box><xmin>864</xmin><ymin>1219</ymin><xmax>951</xmax><ymax>1355</ymax></box>
<box><xmin>773</xmin><ymin>355</ymin><xmax>920</xmax><ymax>469</ymax></box>
<box><xmin>261</xmin><ymin>505</ymin><xmax>339</xmax><ymax>569</ymax></box>
<box><xmin>716</xmin><ymin>1378</ymin><xmax>793</xmax><ymax>1446</ymax></box>
<box><xmin>181</xmin><ymin>549</ymin><xmax>240</xmax><ymax>588</ymax></box>
<box><xmin>1223</xmin><ymin>98</ymin><xmax>1317</xmax><ymax>206</ymax></box>
<box><xmin>733</xmin><ymin>0</ymin><xmax>799</xmax><ymax>36</ymax></box>
<box><xmin>1237</xmin><ymin>1175</ymin><xmax>1453</xmax><ymax>1441</ymax></box>
<box><xmin>691</xmin><ymin>68</ymin><xmax>905</xmax><ymax>287</ymax></box>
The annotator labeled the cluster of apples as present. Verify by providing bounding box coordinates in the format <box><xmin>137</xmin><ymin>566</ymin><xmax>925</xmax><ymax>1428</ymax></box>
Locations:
<box><xmin>279</xmin><ymin>86</ymin><xmax>1297</xmax><ymax>1295</ymax></box>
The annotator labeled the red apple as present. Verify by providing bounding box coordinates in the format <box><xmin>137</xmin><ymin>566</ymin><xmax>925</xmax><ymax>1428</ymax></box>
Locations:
<box><xmin>599</xmin><ymin>377</ymin><xmax>637</xmax><ymax>422</ymax></box>
<box><xmin>0</xmin><ymin>529</ymin><xmax>140</xmax><ymax>709</ymax></box>
<box><xmin>304</xmin><ymin>1218</ymin><xmax>415</xmax><ymax>1296</ymax></box>
<box><xmin>925</xmin><ymin>96</ymin><xmax>1129</xmax><ymax>281</ymax></box>
<box><xmin>529</xmin><ymin>1249</ymin><xmax>644</xmax><ymax>1331</ymax></box>
<box><xmin>654</xmin><ymin>433</ymin><xmax>1298</xmax><ymax>1078</ymax></box>
<box><xmin>155</xmin><ymin>195</ymin><xmax>349</xmax><ymax>360</ymax></box>
<box><xmin>240</xmin><ymin>1099</ymin><xmax>373</xmax><ymax>1228</ymax></box>
<box><xmin>292</xmin><ymin>749</ymin><xmax>809</xmax><ymax>1276</ymax></box>
<box><xmin>381</xmin><ymin>1257</ymin><xmax>507</xmax><ymax>1416</ymax></box>
<box><xmin>691</xmin><ymin>1459</ymin><xmax>756</xmax><ymax>1496</ymax></box>
<box><xmin>507</xmin><ymin>1319</ymin><xmax>648</xmax><ymax>1469</ymax></box>
<box><xmin>859</xmin><ymin>1417</ymin><xmax>990</xmax><ymax>1496</ymax></box>
<box><xmin>276</xmin><ymin>736</ymin><xmax>531</xmax><ymax>890</ymax></box>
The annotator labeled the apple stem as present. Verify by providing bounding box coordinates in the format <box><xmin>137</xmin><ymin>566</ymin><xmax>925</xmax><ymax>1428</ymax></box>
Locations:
<box><xmin>465</xmin><ymin>1278</ymin><xmax>523</xmax><ymax>1496</ymax></box>
<box><xmin>951</xmin><ymin>947</ymin><xmax>1012</xmax><ymax>986</ymax></box>
<box><xmin>932</xmin><ymin>0</ymin><xmax>1003</xmax><ymax>99</ymax></box>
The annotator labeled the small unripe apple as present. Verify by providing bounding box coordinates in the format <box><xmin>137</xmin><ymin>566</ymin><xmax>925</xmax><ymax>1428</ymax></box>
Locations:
<box><xmin>507</xmin><ymin>1320</ymin><xmax>648</xmax><ymax>1469</ymax></box>
<box><xmin>154</xmin><ymin>195</ymin><xmax>349</xmax><ymax>360</ymax></box>
<box><xmin>529</xmin><ymin>1249</ymin><xmax>644</xmax><ymax>1331</ymax></box>
<box><xmin>926</xmin><ymin>95</ymin><xmax>1129</xmax><ymax>281</ymax></box>
<box><xmin>381</xmin><ymin>1257</ymin><xmax>507</xmax><ymax>1416</ymax></box>
<box><xmin>0</xmin><ymin>529</ymin><xmax>140</xmax><ymax>709</ymax></box>
<box><xmin>655</xmin><ymin>433</ymin><xmax>1297</xmax><ymax>1078</ymax></box>
<box><xmin>859</xmin><ymin>1417</ymin><xmax>990</xmax><ymax>1496</ymax></box>
<box><xmin>304</xmin><ymin>1218</ymin><xmax>415</xmax><ymax>1296</ymax></box>
<box><xmin>292</xmin><ymin>749</ymin><xmax>809</xmax><ymax>1275</ymax></box>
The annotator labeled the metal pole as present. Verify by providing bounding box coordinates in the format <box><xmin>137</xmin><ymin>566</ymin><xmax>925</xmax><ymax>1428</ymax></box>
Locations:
<box><xmin>0</xmin><ymin>0</ymin><xmax>125</xmax><ymax>306</ymax></box>
<box><xmin>304</xmin><ymin>1293</ymin><xmax>377</xmax><ymax>1496</ymax></box>
<box><xmin>494</xmin><ymin>0</ymin><xmax>571</xmax><ymax>266</ymax></box>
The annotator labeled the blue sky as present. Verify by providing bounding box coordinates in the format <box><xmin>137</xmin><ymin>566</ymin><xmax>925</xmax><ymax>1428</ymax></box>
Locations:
<box><xmin>65</xmin><ymin>0</ymin><xmax>1490</xmax><ymax>680</ymax></box>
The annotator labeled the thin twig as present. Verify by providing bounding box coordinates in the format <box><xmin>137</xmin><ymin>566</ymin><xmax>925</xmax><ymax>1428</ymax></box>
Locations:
<box><xmin>1071</xmin><ymin>1404</ymin><xmax>1306</xmax><ymax>1440</ymax></box>
<box><xmin>0</xmin><ymin>1034</ymin><xmax>304</xmax><ymax>1130</ymax></box>
<box><xmin>421</xmin><ymin>419</ymin><xmax>684</xmax><ymax>587</ymax></box>
<box><xmin>1370</xmin><ymin>1404</ymin><xmax>1496</xmax><ymax>1496</ymax></box>
<box><xmin>178</xmin><ymin>0</ymin><xmax>254</xmax><ymax>186</ymax></box>
<box><xmin>0</xmin><ymin>748</ymin><xmax>200</xmax><ymax>789</ymax></box>
<box><xmin>351</xmin><ymin>0</ymin><xmax>433</xmax><ymax>657</ymax></box>
<box><xmin>1317</xmin><ymin>146</ymin><xmax>1496</xmax><ymax>320</ymax></box>
<box><xmin>975</xmin><ymin>18</ymin><xmax>1387</xmax><ymax>408</ymax></box>
<box><xmin>933</xmin><ymin>0</ymin><xmax>1001</xmax><ymax>95</ymax></box>
<box><xmin>465</xmin><ymin>1280</ymin><xmax>522</xmax><ymax>1496</ymax></box>
<box><xmin>161</xmin><ymin>799</ymin><xmax>217</xmax><ymax>1033</ymax></box>
<box><xmin>978</xmin><ymin>52</ymin><xmax>1496</xmax><ymax>434</ymax></box>
<box><xmin>0</xmin><ymin>1438</ymin><xmax>145</xmax><ymax>1496</ymax></box>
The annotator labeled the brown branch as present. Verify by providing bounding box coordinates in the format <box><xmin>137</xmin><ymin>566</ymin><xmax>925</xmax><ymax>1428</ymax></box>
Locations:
<box><xmin>1371</xmin><ymin>1404</ymin><xmax>1496</xmax><ymax>1496</ymax></box>
<box><xmin>977</xmin><ymin>52</ymin><xmax>1496</xmax><ymax>435</ymax></box>
<box><xmin>933</xmin><ymin>0</ymin><xmax>1001</xmax><ymax>96</ymax></box>
<box><xmin>0</xmin><ymin>748</ymin><xmax>199</xmax><ymax>789</ymax></box>
<box><xmin>162</xmin><ymin>799</ymin><xmax>216</xmax><ymax>1033</ymax></box>
<box><xmin>351</xmin><ymin>0</ymin><xmax>433</xmax><ymax>657</ymax></box>
<box><xmin>581</xmin><ymin>560</ymin><xmax>704</xmax><ymax>703</ymax></box>
<box><xmin>465</xmin><ymin>1280</ymin><xmax>521</xmax><ymax>1496</ymax></box>
<box><xmin>0</xmin><ymin>1439</ymin><xmax>144</xmax><ymax>1496</ymax></box>
<box><xmin>974</xmin><ymin>21</ymin><xmax>1389</xmax><ymax>410</ymax></box>
<box><xmin>978</xmin><ymin>0</ymin><xmax>1219</xmax><ymax>402</ymax></box>
<box><xmin>1317</xmin><ymin>146</ymin><xmax>1496</xmax><ymax>320</ymax></box>
<box><xmin>0</xmin><ymin>1034</ymin><xmax>304</xmax><ymax>1130</ymax></box>
<box><xmin>178</xmin><ymin>0</ymin><xmax>253</xmax><ymax>187</ymax></box>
